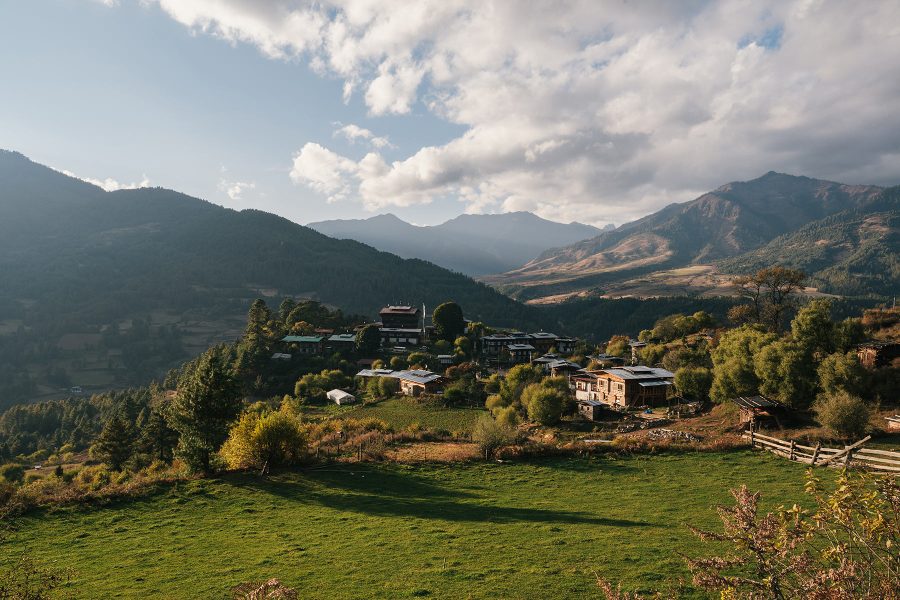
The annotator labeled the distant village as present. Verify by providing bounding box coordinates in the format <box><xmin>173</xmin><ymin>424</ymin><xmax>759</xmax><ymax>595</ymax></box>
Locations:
<box><xmin>274</xmin><ymin>302</ymin><xmax>900</xmax><ymax>429</ymax></box>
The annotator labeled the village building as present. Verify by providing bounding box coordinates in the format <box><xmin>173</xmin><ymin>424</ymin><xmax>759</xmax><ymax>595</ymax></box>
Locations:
<box><xmin>548</xmin><ymin>359</ymin><xmax>584</xmax><ymax>380</ymax></box>
<box><xmin>355</xmin><ymin>368</ymin><xmax>444</xmax><ymax>397</ymax></box>
<box><xmin>327</xmin><ymin>389</ymin><xmax>356</xmax><ymax>405</ymax></box>
<box><xmin>578</xmin><ymin>399</ymin><xmax>605</xmax><ymax>421</ymax></box>
<box><xmin>281</xmin><ymin>335</ymin><xmax>325</xmax><ymax>355</ymax></box>
<box><xmin>857</xmin><ymin>341</ymin><xmax>900</xmax><ymax>369</ymax></box>
<box><xmin>326</xmin><ymin>333</ymin><xmax>357</xmax><ymax>352</ymax></box>
<box><xmin>378</xmin><ymin>305</ymin><xmax>425</xmax><ymax>348</ymax></box>
<box><xmin>506</xmin><ymin>343</ymin><xmax>536</xmax><ymax>364</ymax></box>
<box><xmin>436</xmin><ymin>354</ymin><xmax>454</xmax><ymax>367</ymax></box>
<box><xmin>533</xmin><ymin>353</ymin><xmax>559</xmax><ymax>371</ymax></box>
<box><xmin>731</xmin><ymin>395</ymin><xmax>784</xmax><ymax>429</ymax></box>
<box><xmin>574</xmin><ymin>366</ymin><xmax>674</xmax><ymax>408</ymax></box>
<box><xmin>588</xmin><ymin>353</ymin><xmax>626</xmax><ymax>367</ymax></box>
<box><xmin>480</xmin><ymin>332</ymin><xmax>578</xmax><ymax>361</ymax></box>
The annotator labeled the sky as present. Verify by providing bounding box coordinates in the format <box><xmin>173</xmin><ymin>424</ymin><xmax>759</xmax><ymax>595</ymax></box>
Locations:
<box><xmin>1</xmin><ymin>1</ymin><xmax>899</xmax><ymax>228</ymax></box>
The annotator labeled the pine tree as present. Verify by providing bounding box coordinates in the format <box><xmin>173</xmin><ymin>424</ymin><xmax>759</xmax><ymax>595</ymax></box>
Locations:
<box><xmin>92</xmin><ymin>414</ymin><xmax>136</xmax><ymax>471</ymax></box>
<box><xmin>168</xmin><ymin>348</ymin><xmax>242</xmax><ymax>473</ymax></box>
<box><xmin>139</xmin><ymin>406</ymin><xmax>179</xmax><ymax>464</ymax></box>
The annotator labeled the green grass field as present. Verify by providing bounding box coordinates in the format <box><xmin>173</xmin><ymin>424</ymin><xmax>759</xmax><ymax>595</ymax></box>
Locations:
<box><xmin>2</xmin><ymin>451</ymin><xmax>817</xmax><ymax>599</ymax></box>
<box><xmin>326</xmin><ymin>397</ymin><xmax>485</xmax><ymax>434</ymax></box>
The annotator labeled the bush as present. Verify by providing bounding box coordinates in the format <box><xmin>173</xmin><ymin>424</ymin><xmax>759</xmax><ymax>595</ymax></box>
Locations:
<box><xmin>471</xmin><ymin>415</ymin><xmax>515</xmax><ymax>459</ymax></box>
<box><xmin>814</xmin><ymin>391</ymin><xmax>870</xmax><ymax>439</ymax></box>
<box><xmin>0</xmin><ymin>464</ymin><xmax>25</xmax><ymax>484</ymax></box>
<box><xmin>221</xmin><ymin>410</ymin><xmax>307</xmax><ymax>470</ymax></box>
<box><xmin>521</xmin><ymin>384</ymin><xmax>566</xmax><ymax>425</ymax></box>
<box><xmin>674</xmin><ymin>367</ymin><xmax>713</xmax><ymax>402</ymax></box>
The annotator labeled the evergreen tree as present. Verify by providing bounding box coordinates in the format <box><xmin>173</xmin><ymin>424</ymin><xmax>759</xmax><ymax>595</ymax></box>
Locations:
<box><xmin>432</xmin><ymin>302</ymin><xmax>465</xmax><ymax>342</ymax></box>
<box><xmin>139</xmin><ymin>406</ymin><xmax>179</xmax><ymax>463</ymax></box>
<box><xmin>92</xmin><ymin>414</ymin><xmax>136</xmax><ymax>471</ymax></box>
<box><xmin>355</xmin><ymin>324</ymin><xmax>382</xmax><ymax>355</ymax></box>
<box><xmin>168</xmin><ymin>348</ymin><xmax>242</xmax><ymax>473</ymax></box>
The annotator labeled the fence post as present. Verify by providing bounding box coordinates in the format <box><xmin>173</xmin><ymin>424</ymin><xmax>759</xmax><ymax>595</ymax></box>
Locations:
<box><xmin>811</xmin><ymin>443</ymin><xmax>821</xmax><ymax>466</ymax></box>
<box><xmin>789</xmin><ymin>440</ymin><xmax>796</xmax><ymax>461</ymax></box>
<box><xmin>749</xmin><ymin>422</ymin><xmax>755</xmax><ymax>447</ymax></box>
<box><xmin>843</xmin><ymin>447</ymin><xmax>854</xmax><ymax>468</ymax></box>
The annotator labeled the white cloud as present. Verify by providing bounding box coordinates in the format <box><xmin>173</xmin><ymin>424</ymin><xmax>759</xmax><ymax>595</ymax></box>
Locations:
<box><xmin>218</xmin><ymin>179</ymin><xmax>256</xmax><ymax>201</ymax></box>
<box><xmin>62</xmin><ymin>169</ymin><xmax>150</xmax><ymax>191</ymax></box>
<box><xmin>333</xmin><ymin>122</ymin><xmax>392</xmax><ymax>149</ymax></box>
<box><xmin>150</xmin><ymin>0</ymin><xmax>900</xmax><ymax>223</ymax></box>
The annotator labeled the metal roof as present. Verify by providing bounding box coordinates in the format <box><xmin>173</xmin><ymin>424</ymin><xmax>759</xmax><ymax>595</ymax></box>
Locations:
<box><xmin>380</xmin><ymin>306</ymin><xmax>419</xmax><ymax>314</ymax></box>
<box><xmin>530</xmin><ymin>332</ymin><xmax>558</xmax><ymax>339</ymax></box>
<box><xmin>326</xmin><ymin>389</ymin><xmax>354</xmax><ymax>400</ymax></box>
<box><xmin>395</xmin><ymin>369</ymin><xmax>442</xmax><ymax>384</ymax></box>
<box><xmin>507</xmin><ymin>344</ymin><xmax>536</xmax><ymax>351</ymax></box>
<box><xmin>549</xmin><ymin>360</ymin><xmax>582</xmax><ymax>370</ymax></box>
<box><xmin>328</xmin><ymin>334</ymin><xmax>356</xmax><ymax>342</ymax></box>
<box><xmin>638</xmin><ymin>380</ymin><xmax>673</xmax><ymax>387</ymax></box>
<box><xmin>282</xmin><ymin>335</ymin><xmax>325</xmax><ymax>343</ymax></box>
<box><xmin>356</xmin><ymin>368</ymin><xmax>395</xmax><ymax>377</ymax></box>
<box><xmin>602</xmin><ymin>367</ymin><xmax>674</xmax><ymax>380</ymax></box>
<box><xmin>732</xmin><ymin>395</ymin><xmax>780</xmax><ymax>409</ymax></box>
<box><xmin>380</xmin><ymin>328</ymin><xmax>423</xmax><ymax>333</ymax></box>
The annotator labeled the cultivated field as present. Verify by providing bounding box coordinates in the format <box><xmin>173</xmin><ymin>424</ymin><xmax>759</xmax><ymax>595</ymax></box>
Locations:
<box><xmin>2</xmin><ymin>451</ymin><xmax>816</xmax><ymax>599</ymax></box>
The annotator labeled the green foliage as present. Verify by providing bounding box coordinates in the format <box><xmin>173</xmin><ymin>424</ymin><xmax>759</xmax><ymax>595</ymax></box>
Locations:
<box><xmin>91</xmin><ymin>414</ymin><xmax>136</xmax><ymax>471</ymax></box>
<box><xmin>0</xmin><ymin>553</ymin><xmax>72</xmax><ymax>599</ymax></box>
<box><xmin>817</xmin><ymin>352</ymin><xmax>867</xmax><ymax>397</ymax></box>
<box><xmin>645</xmin><ymin>311</ymin><xmax>715</xmax><ymax>343</ymax></box>
<box><xmin>0</xmin><ymin>464</ymin><xmax>25</xmax><ymax>484</ymax></box>
<box><xmin>813</xmin><ymin>391</ymin><xmax>870</xmax><ymax>439</ymax></box>
<box><xmin>520</xmin><ymin>382</ymin><xmax>567</xmax><ymax>425</ymax></box>
<box><xmin>498</xmin><ymin>364</ymin><xmax>544</xmax><ymax>407</ymax></box>
<box><xmin>728</xmin><ymin>267</ymin><xmax>807</xmax><ymax>332</ymax></box>
<box><xmin>470</xmin><ymin>414</ymin><xmax>515</xmax><ymax>459</ymax></box>
<box><xmin>710</xmin><ymin>326</ymin><xmax>777</xmax><ymax>403</ymax></box>
<box><xmin>220</xmin><ymin>410</ymin><xmax>306</xmax><ymax>470</ymax></box>
<box><xmin>790</xmin><ymin>299</ymin><xmax>836</xmax><ymax>357</ymax></box>
<box><xmin>660</xmin><ymin>345</ymin><xmax>711</xmax><ymax>372</ymax></box>
<box><xmin>605</xmin><ymin>335</ymin><xmax>630</xmax><ymax>358</ymax></box>
<box><xmin>753</xmin><ymin>340</ymin><xmax>818</xmax><ymax>408</ymax></box>
<box><xmin>168</xmin><ymin>347</ymin><xmax>243</xmax><ymax>473</ymax></box>
<box><xmin>363</xmin><ymin>377</ymin><xmax>400</xmax><ymax>402</ymax></box>
<box><xmin>432</xmin><ymin>301</ymin><xmax>465</xmax><ymax>342</ymax></box>
<box><xmin>355</xmin><ymin>324</ymin><xmax>381</xmax><ymax>355</ymax></box>
<box><xmin>674</xmin><ymin>367</ymin><xmax>713</xmax><ymax>402</ymax></box>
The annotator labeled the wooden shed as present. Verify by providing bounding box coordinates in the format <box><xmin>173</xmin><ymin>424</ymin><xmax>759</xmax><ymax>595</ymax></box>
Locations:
<box><xmin>732</xmin><ymin>395</ymin><xmax>783</xmax><ymax>429</ymax></box>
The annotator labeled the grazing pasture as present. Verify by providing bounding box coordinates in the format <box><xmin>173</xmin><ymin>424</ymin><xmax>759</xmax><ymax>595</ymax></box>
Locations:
<box><xmin>2</xmin><ymin>451</ymin><xmax>816</xmax><ymax>598</ymax></box>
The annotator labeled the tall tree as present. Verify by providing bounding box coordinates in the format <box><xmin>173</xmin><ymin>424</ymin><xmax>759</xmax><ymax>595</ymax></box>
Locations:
<box><xmin>433</xmin><ymin>301</ymin><xmax>465</xmax><ymax>342</ymax></box>
<box><xmin>710</xmin><ymin>326</ymin><xmax>777</xmax><ymax>403</ymax></box>
<box><xmin>355</xmin><ymin>324</ymin><xmax>382</xmax><ymax>355</ymax></box>
<box><xmin>168</xmin><ymin>348</ymin><xmax>242</xmax><ymax>473</ymax></box>
<box><xmin>138</xmin><ymin>404</ymin><xmax>179</xmax><ymax>464</ymax></box>
<box><xmin>731</xmin><ymin>267</ymin><xmax>806</xmax><ymax>332</ymax></box>
<box><xmin>92</xmin><ymin>414</ymin><xmax>136</xmax><ymax>471</ymax></box>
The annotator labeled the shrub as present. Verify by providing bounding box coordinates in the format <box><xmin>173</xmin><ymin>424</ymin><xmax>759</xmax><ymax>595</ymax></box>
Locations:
<box><xmin>674</xmin><ymin>367</ymin><xmax>713</xmax><ymax>402</ymax></box>
<box><xmin>814</xmin><ymin>391</ymin><xmax>870</xmax><ymax>439</ymax></box>
<box><xmin>520</xmin><ymin>383</ymin><xmax>566</xmax><ymax>425</ymax></box>
<box><xmin>686</xmin><ymin>471</ymin><xmax>899</xmax><ymax>600</ymax></box>
<box><xmin>221</xmin><ymin>411</ymin><xmax>307</xmax><ymax>470</ymax></box>
<box><xmin>0</xmin><ymin>464</ymin><xmax>25</xmax><ymax>484</ymax></box>
<box><xmin>471</xmin><ymin>415</ymin><xmax>515</xmax><ymax>459</ymax></box>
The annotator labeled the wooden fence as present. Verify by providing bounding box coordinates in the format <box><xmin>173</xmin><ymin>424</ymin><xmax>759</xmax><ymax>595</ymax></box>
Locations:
<box><xmin>743</xmin><ymin>431</ymin><xmax>900</xmax><ymax>473</ymax></box>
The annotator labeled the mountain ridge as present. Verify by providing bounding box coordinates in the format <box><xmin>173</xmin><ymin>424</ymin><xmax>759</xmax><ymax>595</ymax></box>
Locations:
<box><xmin>483</xmin><ymin>172</ymin><xmax>890</xmax><ymax>301</ymax></box>
<box><xmin>308</xmin><ymin>210</ymin><xmax>609</xmax><ymax>276</ymax></box>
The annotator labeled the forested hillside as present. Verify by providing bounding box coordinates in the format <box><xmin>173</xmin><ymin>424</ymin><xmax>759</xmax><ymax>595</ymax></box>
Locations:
<box><xmin>718</xmin><ymin>186</ymin><xmax>900</xmax><ymax>296</ymax></box>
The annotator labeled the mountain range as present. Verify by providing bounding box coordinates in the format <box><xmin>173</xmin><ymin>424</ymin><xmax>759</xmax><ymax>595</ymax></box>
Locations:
<box><xmin>484</xmin><ymin>172</ymin><xmax>897</xmax><ymax>302</ymax></box>
<box><xmin>308</xmin><ymin>212</ymin><xmax>609</xmax><ymax>276</ymax></box>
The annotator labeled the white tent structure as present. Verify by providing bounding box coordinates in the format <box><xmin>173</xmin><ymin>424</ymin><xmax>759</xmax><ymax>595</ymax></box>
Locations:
<box><xmin>327</xmin><ymin>389</ymin><xmax>356</xmax><ymax>405</ymax></box>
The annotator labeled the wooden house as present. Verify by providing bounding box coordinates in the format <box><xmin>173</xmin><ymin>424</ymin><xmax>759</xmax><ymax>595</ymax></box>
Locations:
<box><xmin>282</xmin><ymin>335</ymin><xmax>325</xmax><ymax>355</ymax></box>
<box><xmin>573</xmin><ymin>366</ymin><xmax>674</xmax><ymax>408</ymax></box>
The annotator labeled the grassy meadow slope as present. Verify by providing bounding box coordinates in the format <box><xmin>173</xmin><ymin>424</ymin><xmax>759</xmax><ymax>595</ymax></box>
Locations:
<box><xmin>3</xmin><ymin>452</ymin><xmax>814</xmax><ymax>599</ymax></box>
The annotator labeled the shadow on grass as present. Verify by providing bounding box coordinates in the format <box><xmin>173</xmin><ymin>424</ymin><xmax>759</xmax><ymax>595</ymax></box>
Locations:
<box><xmin>225</xmin><ymin>465</ymin><xmax>656</xmax><ymax>528</ymax></box>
